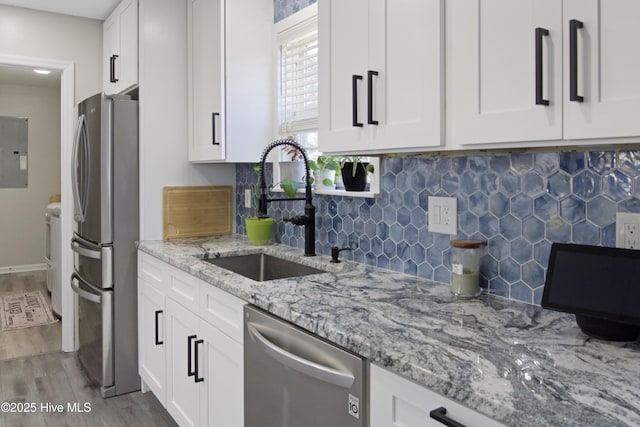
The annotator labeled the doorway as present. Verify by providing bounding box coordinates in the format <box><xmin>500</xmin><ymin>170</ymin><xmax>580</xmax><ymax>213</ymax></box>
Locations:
<box><xmin>0</xmin><ymin>54</ymin><xmax>76</xmax><ymax>354</ymax></box>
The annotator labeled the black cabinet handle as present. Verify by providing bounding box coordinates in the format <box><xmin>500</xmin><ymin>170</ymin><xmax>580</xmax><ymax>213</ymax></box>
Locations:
<box><xmin>194</xmin><ymin>339</ymin><xmax>204</xmax><ymax>383</ymax></box>
<box><xmin>352</xmin><ymin>75</ymin><xmax>363</xmax><ymax>127</ymax></box>
<box><xmin>535</xmin><ymin>27</ymin><xmax>550</xmax><ymax>106</ymax></box>
<box><xmin>211</xmin><ymin>112</ymin><xmax>220</xmax><ymax>145</ymax></box>
<box><xmin>187</xmin><ymin>335</ymin><xmax>197</xmax><ymax>377</ymax></box>
<box><xmin>569</xmin><ymin>19</ymin><xmax>584</xmax><ymax>102</ymax></box>
<box><xmin>110</xmin><ymin>55</ymin><xmax>119</xmax><ymax>83</ymax></box>
<box><xmin>367</xmin><ymin>70</ymin><xmax>379</xmax><ymax>125</ymax></box>
<box><xmin>154</xmin><ymin>310</ymin><xmax>163</xmax><ymax>345</ymax></box>
<box><xmin>429</xmin><ymin>407</ymin><xmax>467</xmax><ymax>427</ymax></box>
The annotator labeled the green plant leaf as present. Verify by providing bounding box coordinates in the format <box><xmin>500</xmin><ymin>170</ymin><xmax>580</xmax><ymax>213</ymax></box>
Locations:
<box><xmin>280</xmin><ymin>178</ymin><xmax>299</xmax><ymax>198</ymax></box>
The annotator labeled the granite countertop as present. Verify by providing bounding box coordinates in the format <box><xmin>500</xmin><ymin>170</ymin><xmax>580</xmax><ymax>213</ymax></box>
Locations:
<box><xmin>138</xmin><ymin>235</ymin><xmax>640</xmax><ymax>427</ymax></box>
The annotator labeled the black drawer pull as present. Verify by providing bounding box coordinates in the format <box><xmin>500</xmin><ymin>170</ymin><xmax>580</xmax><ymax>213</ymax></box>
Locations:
<box><xmin>535</xmin><ymin>27</ymin><xmax>550</xmax><ymax>106</ymax></box>
<box><xmin>110</xmin><ymin>55</ymin><xmax>119</xmax><ymax>83</ymax></box>
<box><xmin>194</xmin><ymin>339</ymin><xmax>204</xmax><ymax>383</ymax></box>
<box><xmin>187</xmin><ymin>335</ymin><xmax>197</xmax><ymax>377</ymax></box>
<box><xmin>429</xmin><ymin>407</ymin><xmax>467</xmax><ymax>427</ymax></box>
<box><xmin>352</xmin><ymin>75</ymin><xmax>363</xmax><ymax>127</ymax></box>
<box><xmin>569</xmin><ymin>19</ymin><xmax>584</xmax><ymax>102</ymax></box>
<box><xmin>154</xmin><ymin>310</ymin><xmax>163</xmax><ymax>345</ymax></box>
<box><xmin>211</xmin><ymin>112</ymin><xmax>220</xmax><ymax>145</ymax></box>
<box><xmin>367</xmin><ymin>70</ymin><xmax>379</xmax><ymax>124</ymax></box>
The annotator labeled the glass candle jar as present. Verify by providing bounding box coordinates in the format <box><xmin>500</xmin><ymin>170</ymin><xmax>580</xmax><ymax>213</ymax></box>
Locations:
<box><xmin>450</xmin><ymin>239</ymin><xmax>483</xmax><ymax>297</ymax></box>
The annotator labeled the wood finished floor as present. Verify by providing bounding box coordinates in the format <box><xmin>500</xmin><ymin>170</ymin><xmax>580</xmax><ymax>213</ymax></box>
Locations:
<box><xmin>0</xmin><ymin>272</ymin><xmax>177</xmax><ymax>426</ymax></box>
<box><xmin>0</xmin><ymin>351</ymin><xmax>178</xmax><ymax>427</ymax></box>
<box><xmin>0</xmin><ymin>271</ymin><xmax>61</xmax><ymax>361</ymax></box>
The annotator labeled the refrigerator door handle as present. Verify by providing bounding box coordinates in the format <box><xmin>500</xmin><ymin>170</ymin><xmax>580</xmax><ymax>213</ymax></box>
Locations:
<box><xmin>71</xmin><ymin>237</ymin><xmax>101</xmax><ymax>260</ymax></box>
<box><xmin>71</xmin><ymin>273</ymin><xmax>102</xmax><ymax>304</ymax></box>
<box><xmin>72</xmin><ymin>115</ymin><xmax>85</xmax><ymax>223</ymax></box>
<box><xmin>80</xmin><ymin>117</ymin><xmax>90</xmax><ymax>221</ymax></box>
<box><xmin>247</xmin><ymin>323</ymin><xmax>355</xmax><ymax>389</ymax></box>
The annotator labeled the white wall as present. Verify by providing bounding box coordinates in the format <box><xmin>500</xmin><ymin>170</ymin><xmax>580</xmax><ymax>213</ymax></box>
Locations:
<box><xmin>139</xmin><ymin>0</ymin><xmax>235</xmax><ymax>240</ymax></box>
<box><xmin>0</xmin><ymin>5</ymin><xmax>102</xmax><ymax>104</ymax></box>
<box><xmin>0</xmin><ymin>84</ymin><xmax>60</xmax><ymax>268</ymax></box>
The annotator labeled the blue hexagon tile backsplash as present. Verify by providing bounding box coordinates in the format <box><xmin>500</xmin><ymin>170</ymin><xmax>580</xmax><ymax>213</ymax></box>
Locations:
<box><xmin>235</xmin><ymin>150</ymin><xmax>640</xmax><ymax>305</ymax></box>
<box><xmin>274</xmin><ymin>0</ymin><xmax>316</xmax><ymax>22</ymax></box>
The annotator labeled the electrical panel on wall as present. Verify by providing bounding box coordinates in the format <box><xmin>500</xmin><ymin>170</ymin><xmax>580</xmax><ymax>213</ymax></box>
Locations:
<box><xmin>0</xmin><ymin>116</ymin><xmax>28</xmax><ymax>188</ymax></box>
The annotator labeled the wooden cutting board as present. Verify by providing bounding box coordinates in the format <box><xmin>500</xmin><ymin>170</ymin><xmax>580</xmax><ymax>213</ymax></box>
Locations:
<box><xmin>162</xmin><ymin>186</ymin><xmax>232</xmax><ymax>240</ymax></box>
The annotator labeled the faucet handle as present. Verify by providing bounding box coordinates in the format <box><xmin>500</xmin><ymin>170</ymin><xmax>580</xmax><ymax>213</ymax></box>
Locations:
<box><xmin>283</xmin><ymin>215</ymin><xmax>309</xmax><ymax>226</ymax></box>
<box><xmin>330</xmin><ymin>246</ymin><xmax>353</xmax><ymax>263</ymax></box>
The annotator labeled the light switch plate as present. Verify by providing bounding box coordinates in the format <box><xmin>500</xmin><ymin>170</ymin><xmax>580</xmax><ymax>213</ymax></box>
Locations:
<box><xmin>428</xmin><ymin>196</ymin><xmax>457</xmax><ymax>235</ymax></box>
<box><xmin>616</xmin><ymin>212</ymin><xmax>640</xmax><ymax>249</ymax></box>
<box><xmin>244</xmin><ymin>189</ymin><xmax>252</xmax><ymax>208</ymax></box>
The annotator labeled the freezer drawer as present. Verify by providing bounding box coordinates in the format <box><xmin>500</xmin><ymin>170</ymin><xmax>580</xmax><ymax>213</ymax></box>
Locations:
<box><xmin>244</xmin><ymin>305</ymin><xmax>368</xmax><ymax>427</ymax></box>
<box><xmin>71</xmin><ymin>234</ymin><xmax>113</xmax><ymax>290</ymax></box>
<box><xmin>71</xmin><ymin>272</ymin><xmax>114</xmax><ymax>397</ymax></box>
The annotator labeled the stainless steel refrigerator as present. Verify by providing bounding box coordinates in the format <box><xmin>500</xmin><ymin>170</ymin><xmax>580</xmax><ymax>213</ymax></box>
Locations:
<box><xmin>70</xmin><ymin>93</ymin><xmax>139</xmax><ymax>397</ymax></box>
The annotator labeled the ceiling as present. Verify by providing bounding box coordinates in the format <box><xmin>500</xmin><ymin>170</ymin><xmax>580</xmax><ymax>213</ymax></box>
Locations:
<box><xmin>0</xmin><ymin>0</ymin><xmax>120</xmax><ymax>20</ymax></box>
<box><xmin>0</xmin><ymin>1</ymin><xmax>117</xmax><ymax>87</ymax></box>
<box><xmin>0</xmin><ymin>64</ymin><xmax>61</xmax><ymax>88</ymax></box>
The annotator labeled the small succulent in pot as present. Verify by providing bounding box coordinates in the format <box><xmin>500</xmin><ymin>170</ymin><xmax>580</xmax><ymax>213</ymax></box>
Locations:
<box><xmin>279</xmin><ymin>145</ymin><xmax>307</xmax><ymax>189</ymax></box>
<box><xmin>339</xmin><ymin>156</ymin><xmax>375</xmax><ymax>191</ymax></box>
<box><xmin>309</xmin><ymin>155</ymin><xmax>340</xmax><ymax>189</ymax></box>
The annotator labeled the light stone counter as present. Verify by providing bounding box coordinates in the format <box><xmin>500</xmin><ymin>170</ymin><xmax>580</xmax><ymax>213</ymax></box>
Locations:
<box><xmin>138</xmin><ymin>235</ymin><xmax>640</xmax><ymax>427</ymax></box>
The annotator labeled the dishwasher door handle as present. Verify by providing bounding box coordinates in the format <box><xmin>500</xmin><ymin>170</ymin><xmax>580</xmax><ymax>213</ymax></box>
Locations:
<box><xmin>247</xmin><ymin>323</ymin><xmax>355</xmax><ymax>389</ymax></box>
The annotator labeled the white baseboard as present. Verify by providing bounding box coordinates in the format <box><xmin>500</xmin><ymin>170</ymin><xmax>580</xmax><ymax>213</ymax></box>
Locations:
<box><xmin>0</xmin><ymin>264</ymin><xmax>48</xmax><ymax>275</ymax></box>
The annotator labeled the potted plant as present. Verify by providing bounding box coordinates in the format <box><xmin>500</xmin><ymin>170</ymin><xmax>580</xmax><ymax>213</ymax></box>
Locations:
<box><xmin>279</xmin><ymin>145</ymin><xmax>306</xmax><ymax>189</ymax></box>
<box><xmin>244</xmin><ymin>165</ymin><xmax>300</xmax><ymax>245</ymax></box>
<box><xmin>309</xmin><ymin>155</ymin><xmax>339</xmax><ymax>191</ymax></box>
<box><xmin>339</xmin><ymin>156</ymin><xmax>375</xmax><ymax>191</ymax></box>
<box><xmin>245</xmin><ymin>165</ymin><xmax>274</xmax><ymax>245</ymax></box>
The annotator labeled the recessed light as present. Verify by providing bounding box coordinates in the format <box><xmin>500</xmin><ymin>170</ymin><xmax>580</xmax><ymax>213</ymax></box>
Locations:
<box><xmin>33</xmin><ymin>69</ymin><xmax>51</xmax><ymax>75</ymax></box>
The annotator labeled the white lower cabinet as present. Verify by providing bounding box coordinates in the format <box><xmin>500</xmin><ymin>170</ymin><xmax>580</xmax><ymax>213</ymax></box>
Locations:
<box><xmin>370</xmin><ymin>365</ymin><xmax>506</xmax><ymax>427</ymax></box>
<box><xmin>137</xmin><ymin>251</ymin><xmax>245</xmax><ymax>427</ymax></box>
<box><xmin>138</xmin><ymin>276</ymin><xmax>166</xmax><ymax>404</ymax></box>
<box><xmin>138</xmin><ymin>251</ymin><xmax>167</xmax><ymax>404</ymax></box>
<box><xmin>198</xmin><ymin>318</ymin><xmax>243</xmax><ymax>427</ymax></box>
<box><xmin>166</xmin><ymin>299</ymin><xmax>201</xmax><ymax>427</ymax></box>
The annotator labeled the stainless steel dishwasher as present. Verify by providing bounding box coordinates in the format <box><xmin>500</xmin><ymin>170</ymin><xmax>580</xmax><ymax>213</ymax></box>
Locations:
<box><xmin>244</xmin><ymin>305</ymin><xmax>368</xmax><ymax>427</ymax></box>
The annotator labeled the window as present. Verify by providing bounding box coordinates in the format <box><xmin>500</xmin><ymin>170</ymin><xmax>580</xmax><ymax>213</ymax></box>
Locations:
<box><xmin>272</xmin><ymin>4</ymin><xmax>380</xmax><ymax>197</ymax></box>
<box><xmin>275</xmin><ymin>5</ymin><xmax>319</xmax><ymax>157</ymax></box>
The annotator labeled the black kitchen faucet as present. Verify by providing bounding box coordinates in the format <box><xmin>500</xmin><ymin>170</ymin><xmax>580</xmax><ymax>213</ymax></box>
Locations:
<box><xmin>257</xmin><ymin>138</ymin><xmax>316</xmax><ymax>256</ymax></box>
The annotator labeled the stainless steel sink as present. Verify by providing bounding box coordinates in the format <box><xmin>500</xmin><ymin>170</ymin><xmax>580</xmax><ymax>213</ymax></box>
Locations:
<box><xmin>202</xmin><ymin>253</ymin><xmax>325</xmax><ymax>282</ymax></box>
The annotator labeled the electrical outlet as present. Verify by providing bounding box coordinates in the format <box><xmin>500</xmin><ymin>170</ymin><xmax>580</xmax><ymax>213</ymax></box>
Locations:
<box><xmin>625</xmin><ymin>223</ymin><xmax>639</xmax><ymax>249</ymax></box>
<box><xmin>244</xmin><ymin>189</ymin><xmax>252</xmax><ymax>208</ymax></box>
<box><xmin>616</xmin><ymin>213</ymin><xmax>640</xmax><ymax>249</ymax></box>
<box><xmin>428</xmin><ymin>196</ymin><xmax>457</xmax><ymax>235</ymax></box>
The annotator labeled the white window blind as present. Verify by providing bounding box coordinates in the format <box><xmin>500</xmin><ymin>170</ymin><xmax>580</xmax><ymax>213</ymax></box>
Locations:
<box><xmin>279</xmin><ymin>28</ymin><xmax>318</xmax><ymax>135</ymax></box>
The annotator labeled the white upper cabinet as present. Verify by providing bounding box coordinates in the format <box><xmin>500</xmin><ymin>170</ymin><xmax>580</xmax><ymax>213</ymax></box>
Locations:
<box><xmin>448</xmin><ymin>0</ymin><xmax>640</xmax><ymax>148</ymax></box>
<box><xmin>446</xmin><ymin>0</ymin><xmax>562</xmax><ymax>146</ymax></box>
<box><xmin>188</xmin><ymin>0</ymin><xmax>224</xmax><ymax>162</ymax></box>
<box><xmin>103</xmin><ymin>0</ymin><xmax>138</xmax><ymax>95</ymax></box>
<box><xmin>563</xmin><ymin>0</ymin><xmax>640</xmax><ymax>140</ymax></box>
<box><xmin>188</xmin><ymin>0</ymin><xmax>273</xmax><ymax>163</ymax></box>
<box><xmin>319</xmin><ymin>0</ymin><xmax>444</xmax><ymax>154</ymax></box>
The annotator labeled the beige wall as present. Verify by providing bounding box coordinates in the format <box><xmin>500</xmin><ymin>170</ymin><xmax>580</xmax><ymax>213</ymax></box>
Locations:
<box><xmin>0</xmin><ymin>83</ymin><xmax>61</xmax><ymax>268</ymax></box>
<box><xmin>0</xmin><ymin>5</ymin><xmax>102</xmax><ymax>104</ymax></box>
<box><xmin>0</xmin><ymin>5</ymin><xmax>102</xmax><ymax>268</ymax></box>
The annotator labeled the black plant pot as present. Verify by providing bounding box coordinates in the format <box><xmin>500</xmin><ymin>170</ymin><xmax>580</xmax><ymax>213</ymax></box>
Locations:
<box><xmin>341</xmin><ymin>162</ymin><xmax>368</xmax><ymax>191</ymax></box>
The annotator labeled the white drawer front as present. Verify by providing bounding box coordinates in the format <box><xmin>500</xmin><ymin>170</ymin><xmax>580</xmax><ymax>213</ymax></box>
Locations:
<box><xmin>166</xmin><ymin>267</ymin><xmax>200</xmax><ymax>312</ymax></box>
<box><xmin>138</xmin><ymin>252</ymin><xmax>166</xmax><ymax>290</ymax></box>
<box><xmin>199</xmin><ymin>283</ymin><xmax>245</xmax><ymax>344</ymax></box>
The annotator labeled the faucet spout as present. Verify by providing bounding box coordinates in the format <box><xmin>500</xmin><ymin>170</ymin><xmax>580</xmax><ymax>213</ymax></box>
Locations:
<box><xmin>257</xmin><ymin>138</ymin><xmax>316</xmax><ymax>256</ymax></box>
